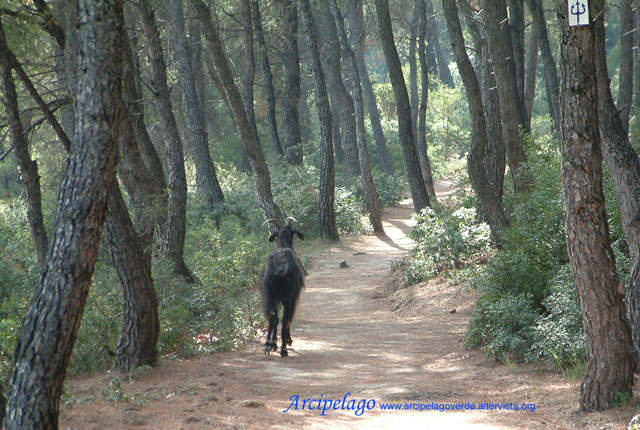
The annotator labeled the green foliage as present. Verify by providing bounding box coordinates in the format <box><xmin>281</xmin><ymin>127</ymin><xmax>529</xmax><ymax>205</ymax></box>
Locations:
<box><xmin>405</xmin><ymin>206</ymin><xmax>491</xmax><ymax>285</ymax></box>
<box><xmin>464</xmin><ymin>131</ymin><xmax>631</xmax><ymax>368</ymax></box>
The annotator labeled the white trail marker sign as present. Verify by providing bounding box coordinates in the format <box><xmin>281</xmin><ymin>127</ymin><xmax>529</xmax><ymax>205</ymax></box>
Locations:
<box><xmin>568</xmin><ymin>0</ymin><xmax>589</xmax><ymax>26</ymax></box>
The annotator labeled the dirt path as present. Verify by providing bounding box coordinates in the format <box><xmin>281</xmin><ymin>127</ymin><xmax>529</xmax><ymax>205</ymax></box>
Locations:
<box><xmin>61</xmin><ymin>183</ymin><xmax>636</xmax><ymax>429</ymax></box>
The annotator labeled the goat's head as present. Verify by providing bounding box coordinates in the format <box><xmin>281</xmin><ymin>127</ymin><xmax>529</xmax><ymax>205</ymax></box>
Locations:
<box><xmin>263</xmin><ymin>216</ymin><xmax>304</xmax><ymax>249</ymax></box>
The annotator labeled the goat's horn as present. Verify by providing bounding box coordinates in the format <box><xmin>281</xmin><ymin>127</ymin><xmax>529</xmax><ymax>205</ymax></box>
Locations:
<box><xmin>285</xmin><ymin>216</ymin><xmax>299</xmax><ymax>226</ymax></box>
<box><xmin>262</xmin><ymin>218</ymin><xmax>276</xmax><ymax>227</ymax></box>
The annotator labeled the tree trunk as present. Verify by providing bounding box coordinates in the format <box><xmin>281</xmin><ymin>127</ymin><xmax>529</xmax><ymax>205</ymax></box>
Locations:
<box><xmin>120</xmin><ymin>25</ymin><xmax>168</xmax><ymax>268</ymax></box>
<box><xmin>329</xmin><ymin>0</ymin><xmax>384</xmax><ymax>232</ymax></box>
<box><xmin>591</xmin><ymin>0</ymin><xmax>640</xmax><ymax>372</ymax></box>
<box><xmin>3</xmin><ymin>1</ymin><xmax>122</xmax><ymax>427</ymax></box>
<box><xmin>298</xmin><ymin>0</ymin><xmax>339</xmax><ymax>240</ymax></box>
<box><xmin>375</xmin><ymin>0</ymin><xmax>430</xmax><ymax>213</ymax></box>
<box><xmin>252</xmin><ymin>0</ymin><xmax>284</xmax><ymax>157</ymax></box>
<box><xmin>617</xmin><ymin>0</ymin><xmax>634</xmax><ymax>132</ymax></box>
<box><xmin>442</xmin><ymin>0</ymin><xmax>509</xmax><ymax>238</ymax></box>
<box><xmin>461</xmin><ymin>3</ymin><xmax>506</xmax><ymax>210</ymax></box>
<box><xmin>137</xmin><ymin>0</ymin><xmax>195</xmax><ymax>283</ymax></box>
<box><xmin>106</xmin><ymin>183</ymin><xmax>159</xmax><ymax>373</ymax></box>
<box><xmin>507</xmin><ymin>0</ymin><xmax>526</xmax><ymax>111</ymax></box>
<box><xmin>349</xmin><ymin>0</ymin><xmax>393</xmax><ymax>175</ymax></box>
<box><xmin>555</xmin><ymin>0</ymin><xmax>633</xmax><ymax>410</ymax></box>
<box><xmin>169</xmin><ymin>0</ymin><xmax>224</xmax><ymax>206</ymax></box>
<box><xmin>481</xmin><ymin>0</ymin><xmax>528</xmax><ymax>194</ymax></box>
<box><xmin>425</xmin><ymin>0</ymin><xmax>454</xmax><ymax>88</ymax></box>
<box><xmin>415</xmin><ymin>0</ymin><xmax>436</xmax><ymax>199</ymax></box>
<box><xmin>0</xmin><ymin>19</ymin><xmax>48</xmax><ymax>268</ymax></box>
<box><xmin>526</xmin><ymin>0</ymin><xmax>560</xmax><ymax>137</ymax></box>
<box><xmin>317</xmin><ymin>0</ymin><xmax>360</xmax><ymax>176</ymax></box>
<box><xmin>524</xmin><ymin>24</ymin><xmax>539</xmax><ymax>129</ymax></box>
<box><xmin>241</xmin><ymin>0</ymin><xmax>261</xmax><ymax>150</ymax></box>
<box><xmin>409</xmin><ymin>5</ymin><xmax>419</xmax><ymax>144</ymax></box>
<box><xmin>191</xmin><ymin>0</ymin><xmax>285</xmax><ymax>227</ymax></box>
<box><xmin>280</xmin><ymin>0</ymin><xmax>303</xmax><ymax>165</ymax></box>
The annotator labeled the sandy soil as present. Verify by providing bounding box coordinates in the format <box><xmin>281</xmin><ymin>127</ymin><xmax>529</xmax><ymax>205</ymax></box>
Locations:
<box><xmin>60</xmin><ymin>182</ymin><xmax>639</xmax><ymax>429</ymax></box>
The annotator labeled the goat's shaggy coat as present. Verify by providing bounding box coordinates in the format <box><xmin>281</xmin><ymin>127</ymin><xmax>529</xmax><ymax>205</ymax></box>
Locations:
<box><xmin>258</xmin><ymin>248</ymin><xmax>304</xmax><ymax>357</ymax></box>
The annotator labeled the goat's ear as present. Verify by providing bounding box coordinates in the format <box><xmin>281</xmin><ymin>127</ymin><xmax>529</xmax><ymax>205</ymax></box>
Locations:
<box><xmin>294</xmin><ymin>230</ymin><xmax>304</xmax><ymax>240</ymax></box>
<box><xmin>268</xmin><ymin>232</ymin><xmax>277</xmax><ymax>242</ymax></box>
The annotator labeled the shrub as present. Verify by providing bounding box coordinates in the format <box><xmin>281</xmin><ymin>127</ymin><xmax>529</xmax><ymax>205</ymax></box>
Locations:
<box><xmin>405</xmin><ymin>206</ymin><xmax>491</xmax><ymax>285</ymax></box>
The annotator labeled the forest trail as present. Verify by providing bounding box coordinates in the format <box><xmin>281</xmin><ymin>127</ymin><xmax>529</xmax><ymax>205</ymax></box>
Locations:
<box><xmin>61</xmin><ymin>182</ymin><xmax>634</xmax><ymax>430</ymax></box>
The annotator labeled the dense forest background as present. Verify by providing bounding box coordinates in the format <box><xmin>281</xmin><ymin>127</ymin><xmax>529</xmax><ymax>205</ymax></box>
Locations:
<box><xmin>0</xmin><ymin>0</ymin><xmax>638</xmax><ymax>426</ymax></box>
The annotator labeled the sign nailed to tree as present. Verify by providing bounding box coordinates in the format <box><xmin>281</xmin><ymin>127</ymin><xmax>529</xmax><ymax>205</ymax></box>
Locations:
<box><xmin>568</xmin><ymin>0</ymin><xmax>589</xmax><ymax>26</ymax></box>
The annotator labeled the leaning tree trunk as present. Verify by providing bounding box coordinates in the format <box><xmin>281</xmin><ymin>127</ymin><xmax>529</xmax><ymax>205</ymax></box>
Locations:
<box><xmin>375</xmin><ymin>0</ymin><xmax>430</xmax><ymax>213</ymax></box>
<box><xmin>425</xmin><ymin>0</ymin><xmax>454</xmax><ymax>88</ymax></box>
<box><xmin>329</xmin><ymin>0</ymin><xmax>384</xmax><ymax>232</ymax></box>
<box><xmin>461</xmin><ymin>3</ymin><xmax>506</xmax><ymax>210</ymax></box>
<box><xmin>481</xmin><ymin>0</ymin><xmax>528</xmax><ymax>195</ymax></box>
<box><xmin>617</xmin><ymin>0</ymin><xmax>634</xmax><ymax>132</ymax></box>
<box><xmin>524</xmin><ymin>23</ymin><xmax>539</xmax><ymax>129</ymax></box>
<box><xmin>106</xmin><ymin>183</ymin><xmax>159</xmax><ymax>373</ymax></box>
<box><xmin>192</xmin><ymin>0</ymin><xmax>284</xmax><ymax>227</ymax></box>
<box><xmin>555</xmin><ymin>0</ymin><xmax>633</xmax><ymax>410</ymax></box>
<box><xmin>349</xmin><ymin>0</ymin><xmax>393</xmax><ymax>175</ymax></box>
<box><xmin>591</xmin><ymin>0</ymin><xmax>640</xmax><ymax>372</ymax></box>
<box><xmin>507</xmin><ymin>0</ymin><xmax>526</xmax><ymax>111</ymax></box>
<box><xmin>442</xmin><ymin>0</ymin><xmax>509</xmax><ymax>240</ymax></box>
<box><xmin>317</xmin><ymin>0</ymin><xmax>360</xmax><ymax>176</ymax></box>
<box><xmin>0</xmin><ymin>19</ymin><xmax>48</xmax><ymax>268</ymax></box>
<box><xmin>415</xmin><ymin>0</ymin><xmax>436</xmax><ymax>199</ymax></box>
<box><xmin>252</xmin><ymin>0</ymin><xmax>284</xmax><ymax>157</ymax></box>
<box><xmin>241</xmin><ymin>0</ymin><xmax>261</xmax><ymax>149</ymax></box>
<box><xmin>280</xmin><ymin>0</ymin><xmax>303</xmax><ymax>165</ymax></box>
<box><xmin>137</xmin><ymin>0</ymin><xmax>195</xmax><ymax>283</ymax></box>
<box><xmin>3</xmin><ymin>1</ymin><xmax>122</xmax><ymax>428</ymax></box>
<box><xmin>409</xmin><ymin>4</ymin><xmax>419</xmax><ymax>144</ymax></box>
<box><xmin>526</xmin><ymin>0</ymin><xmax>560</xmax><ymax>137</ymax></box>
<box><xmin>298</xmin><ymin>0</ymin><xmax>339</xmax><ymax>240</ymax></box>
<box><xmin>169</xmin><ymin>0</ymin><xmax>224</xmax><ymax>206</ymax></box>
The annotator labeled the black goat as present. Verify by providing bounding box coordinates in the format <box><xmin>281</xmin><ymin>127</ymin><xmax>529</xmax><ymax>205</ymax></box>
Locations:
<box><xmin>258</xmin><ymin>247</ymin><xmax>304</xmax><ymax>357</ymax></box>
<box><xmin>259</xmin><ymin>217</ymin><xmax>305</xmax><ymax>356</ymax></box>
<box><xmin>266</xmin><ymin>216</ymin><xmax>304</xmax><ymax>249</ymax></box>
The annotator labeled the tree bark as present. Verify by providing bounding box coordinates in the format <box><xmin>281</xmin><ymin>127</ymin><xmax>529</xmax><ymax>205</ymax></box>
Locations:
<box><xmin>137</xmin><ymin>0</ymin><xmax>195</xmax><ymax>283</ymax></box>
<box><xmin>0</xmin><ymin>19</ymin><xmax>48</xmax><ymax>268</ymax></box>
<box><xmin>409</xmin><ymin>5</ymin><xmax>419</xmax><ymax>144</ymax></box>
<box><xmin>555</xmin><ymin>0</ymin><xmax>633</xmax><ymax>410</ymax></box>
<box><xmin>507</xmin><ymin>0</ymin><xmax>526</xmax><ymax>111</ymax></box>
<box><xmin>280</xmin><ymin>0</ymin><xmax>303</xmax><ymax>165</ymax></box>
<box><xmin>481</xmin><ymin>0</ymin><xmax>528</xmax><ymax>194</ymax></box>
<box><xmin>526</xmin><ymin>0</ymin><xmax>560</xmax><ymax>137</ymax></box>
<box><xmin>191</xmin><ymin>0</ymin><xmax>285</xmax><ymax>227</ymax></box>
<box><xmin>298</xmin><ymin>0</ymin><xmax>339</xmax><ymax>240</ymax></box>
<box><xmin>461</xmin><ymin>3</ymin><xmax>506</xmax><ymax>211</ymax></box>
<box><xmin>105</xmin><ymin>183</ymin><xmax>159</xmax><ymax>373</ymax></box>
<box><xmin>241</xmin><ymin>0</ymin><xmax>261</xmax><ymax>150</ymax></box>
<box><xmin>252</xmin><ymin>0</ymin><xmax>284</xmax><ymax>157</ymax></box>
<box><xmin>3</xmin><ymin>1</ymin><xmax>122</xmax><ymax>427</ymax></box>
<box><xmin>524</xmin><ymin>23</ymin><xmax>539</xmax><ymax>129</ymax></box>
<box><xmin>375</xmin><ymin>0</ymin><xmax>430</xmax><ymax>213</ymax></box>
<box><xmin>442</xmin><ymin>0</ymin><xmax>509</xmax><ymax>238</ymax></box>
<box><xmin>349</xmin><ymin>0</ymin><xmax>393</xmax><ymax>175</ymax></box>
<box><xmin>169</xmin><ymin>0</ymin><xmax>224</xmax><ymax>206</ymax></box>
<box><xmin>120</xmin><ymin>25</ymin><xmax>168</xmax><ymax>267</ymax></box>
<box><xmin>617</xmin><ymin>0</ymin><xmax>634</xmax><ymax>132</ymax></box>
<box><xmin>415</xmin><ymin>0</ymin><xmax>436</xmax><ymax>199</ymax></box>
<box><xmin>425</xmin><ymin>0</ymin><xmax>455</xmax><ymax>88</ymax></box>
<box><xmin>329</xmin><ymin>0</ymin><xmax>384</xmax><ymax>232</ymax></box>
<box><xmin>590</xmin><ymin>0</ymin><xmax>640</xmax><ymax>372</ymax></box>
<box><xmin>317</xmin><ymin>0</ymin><xmax>360</xmax><ymax>176</ymax></box>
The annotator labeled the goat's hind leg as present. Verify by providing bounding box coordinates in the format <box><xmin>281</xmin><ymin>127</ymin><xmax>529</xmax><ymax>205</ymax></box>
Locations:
<box><xmin>280</xmin><ymin>303</ymin><xmax>294</xmax><ymax>357</ymax></box>
<box><xmin>264</xmin><ymin>308</ymin><xmax>278</xmax><ymax>354</ymax></box>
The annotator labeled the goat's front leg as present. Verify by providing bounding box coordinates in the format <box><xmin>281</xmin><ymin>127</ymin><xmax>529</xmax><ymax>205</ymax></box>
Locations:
<box><xmin>280</xmin><ymin>303</ymin><xmax>293</xmax><ymax>357</ymax></box>
<box><xmin>264</xmin><ymin>309</ymin><xmax>278</xmax><ymax>353</ymax></box>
